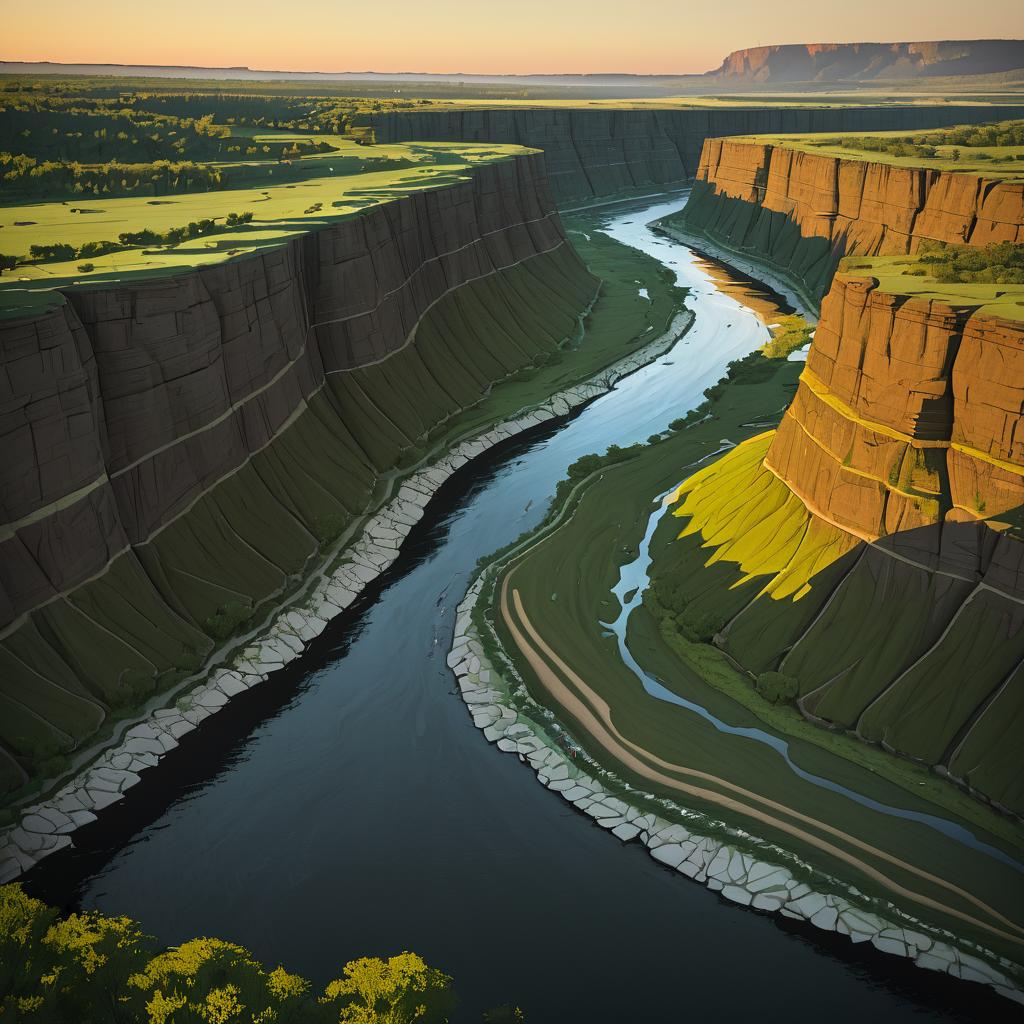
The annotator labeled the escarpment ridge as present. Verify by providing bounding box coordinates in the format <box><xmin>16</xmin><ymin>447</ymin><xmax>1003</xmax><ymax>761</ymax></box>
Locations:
<box><xmin>659</xmin><ymin>143</ymin><xmax>1024</xmax><ymax>816</ymax></box>
<box><xmin>0</xmin><ymin>152</ymin><xmax>601</xmax><ymax>797</ymax></box>
<box><xmin>673</xmin><ymin>136</ymin><xmax>1024</xmax><ymax>305</ymax></box>
<box><xmin>370</xmin><ymin>105</ymin><xmax>1024</xmax><ymax>203</ymax></box>
<box><xmin>705</xmin><ymin>40</ymin><xmax>1024</xmax><ymax>84</ymax></box>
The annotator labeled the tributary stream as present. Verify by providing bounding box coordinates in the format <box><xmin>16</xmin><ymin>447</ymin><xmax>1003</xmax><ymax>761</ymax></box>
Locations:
<box><xmin>23</xmin><ymin>196</ymin><xmax>1010</xmax><ymax>1022</ymax></box>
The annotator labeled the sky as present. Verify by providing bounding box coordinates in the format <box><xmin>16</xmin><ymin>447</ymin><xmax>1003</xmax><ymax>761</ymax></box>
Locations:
<box><xmin>5</xmin><ymin>0</ymin><xmax>1024</xmax><ymax>75</ymax></box>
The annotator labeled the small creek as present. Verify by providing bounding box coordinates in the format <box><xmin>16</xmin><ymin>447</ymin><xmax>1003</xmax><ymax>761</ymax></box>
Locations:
<box><xmin>23</xmin><ymin>196</ymin><xmax>1006</xmax><ymax>1023</ymax></box>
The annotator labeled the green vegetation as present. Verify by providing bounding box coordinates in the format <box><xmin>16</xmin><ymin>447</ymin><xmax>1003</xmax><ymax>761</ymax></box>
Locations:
<box><xmin>0</xmin><ymin>217</ymin><xmax>685</xmax><ymax>802</ymax></box>
<box><xmin>760</xmin><ymin>314</ymin><xmax>813</xmax><ymax>359</ymax></box>
<box><xmin>0</xmin><ymin>139</ymin><xmax>528</xmax><ymax>318</ymax></box>
<box><xmin>474</xmin><ymin>342</ymin><xmax>1024</xmax><ymax>960</ymax></box>
<box><xmin>740</xmin><ymin>119</ymin><xmax>1024</xmax><ymax>179</ymax></box>
<box><xmin>841</xmin><ymin>242</ymin><xmax>1024</xmax><ymax>321</ymax></box>
<box><xmin>0</xmin><ymin>883</ymin><xmax>458</xmax><ymax>1023</ymax></box>
<box><xmin>819</xmin><ymin>120</ymin><xmax>1024</xmax><ymax>160</ymax></box>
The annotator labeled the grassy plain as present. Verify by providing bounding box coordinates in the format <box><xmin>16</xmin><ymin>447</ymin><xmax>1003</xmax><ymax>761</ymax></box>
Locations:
<box><xmin>737</xmin><ymin>124</ymin><xmax>1024</xmax><ymax>178</ymax></box>
<box><xmin>0</xmin><ymin>139</ymin><xmax>527</xmax><ymax>317</ymax></box>
<box><xmin>840</xmin><ymin>252</ymin><xmax>1024</xmax><ymax>321</ymax></box>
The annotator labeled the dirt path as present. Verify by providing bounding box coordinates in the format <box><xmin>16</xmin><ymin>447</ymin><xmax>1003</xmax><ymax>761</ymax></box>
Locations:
<box><xmin>499</xmin><ymin>568</ymin><xmax>1024</xmax><ymax>946</ymax></box>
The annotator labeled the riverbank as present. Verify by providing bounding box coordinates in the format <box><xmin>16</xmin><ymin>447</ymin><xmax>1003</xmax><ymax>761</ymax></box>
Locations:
<box><xmin>454</xmin><ymin>361</ymin><xmax>1023</xmax><ymax>1004</ymax></box>
<box><xmin>0</xmin><ymin>228</ymin><xmax>694</xmax><ymax>882</ymax></box>
<box><xmin>657</xmin><ymin>220</ymin><xmax>822</xmax><ymax>318</ymax></box>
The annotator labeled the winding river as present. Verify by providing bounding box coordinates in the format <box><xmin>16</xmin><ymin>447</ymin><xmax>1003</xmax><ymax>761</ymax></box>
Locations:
<box><xmin>23</xmin><ymin>197</ymin><xmax>1009</xmax><ymax>1022</ymax></box>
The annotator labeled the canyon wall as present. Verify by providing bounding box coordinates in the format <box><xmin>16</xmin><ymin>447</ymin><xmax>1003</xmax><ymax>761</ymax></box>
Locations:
<box><xmin>675</xmin><ymin>137</ymin><xmax>1024</xmax><ymax>305</ymax></box>
<box><xmin>370</xmin><ymin>105</ymin><xmax>1024</xmax><ymax>204</ymax></box>
<box><xmin>660</xmin><ymin>145</ymin><xmax>1024</xmax><ymax>815</ymax></box>
<box><xmin>0</xmin><ymin>153</ymin><xmax>599</xmax><ymax>797</ymax></box>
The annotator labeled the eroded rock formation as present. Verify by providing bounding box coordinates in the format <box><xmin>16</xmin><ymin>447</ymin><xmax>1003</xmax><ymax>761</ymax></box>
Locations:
<box><xmin>676</xmin><ymin>137</ymin><xmax>1024</xmax><ymax>303</ymax></box>
<box><xmin>0</xmin><ymin>153</ymin><xmax>598</xmax><ymax>794</ymax></box>
<box><xmin>661</xmin><ymin>142</ymin><xmax>1024</xmax><ymax>814</ymax></box>
<box><xmin>705</xmin><ymin>40</ymin><xmax>1024</xmax><ymax>84</ymax></box>
<box><xmin>370</xmin><ymin>105</ymin><xmax>1024</xmax><ymax>203</ymax></box>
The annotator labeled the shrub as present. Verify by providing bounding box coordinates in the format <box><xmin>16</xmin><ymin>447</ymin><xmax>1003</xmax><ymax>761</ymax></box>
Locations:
<box><xmin>0</xmin><ymin>883</ymin><xmax>459</xmax><ymax>1024</ymax></box>
<box><xmin>76</xmin><ymin>262</ymin><xmax>94</xmax><ymax>273</ymax></box>
<box><xmin>755</xmin><ymin>671</ymin><xmax>799</xmax><ymax>704</ymax></box>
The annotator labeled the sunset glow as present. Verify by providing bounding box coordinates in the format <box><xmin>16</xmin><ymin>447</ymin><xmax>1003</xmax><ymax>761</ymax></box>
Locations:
<box><xmin>6</xmin><ymin>0</ymin><xmax>1024</xmax><ymax>75</ymax></box>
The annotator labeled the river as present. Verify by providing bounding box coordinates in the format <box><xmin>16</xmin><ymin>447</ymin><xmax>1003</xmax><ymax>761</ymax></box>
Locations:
<box><xmin>22</xmin><ymin>196</ymin><xmax>1006</xmax><ymax>1022</ymax></box>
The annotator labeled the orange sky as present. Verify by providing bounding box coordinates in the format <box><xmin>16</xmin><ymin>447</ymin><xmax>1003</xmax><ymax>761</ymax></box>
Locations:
<box><xmin>5</xmin><ymin>0</ymin><xmax>1024</xmax><ymax>75</ymax></box>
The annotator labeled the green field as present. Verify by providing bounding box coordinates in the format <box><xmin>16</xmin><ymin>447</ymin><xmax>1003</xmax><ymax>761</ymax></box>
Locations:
<box><xmin>840</xmin><ymin>249</ymin><xmax>1024</xmax><ymax>321</ymax></box>
<box><xmin>0</xmin><ymin>139</ymin><xmax>528</xmax><ymax>317</ymax></box>
<box><xmin>736</xmin><ymin>122</ymin><xmax>1024</xmax><ymax>178</ymax></box>
<box><xmin>476</xmin><ymin>352</ymin><xmax>1024</xmax><ymax>965</ymax></box>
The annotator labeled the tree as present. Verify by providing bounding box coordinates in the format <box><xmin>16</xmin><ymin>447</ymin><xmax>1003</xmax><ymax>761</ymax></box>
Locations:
<box><xmin>0</xmin><ymin>254</ymin><xmax>17</xmax><ymax>275</ymax></box>
<box><xmin>754</xmin><ymin>671</ymin><xmax>799</xmax><ymax>705</ymax></box>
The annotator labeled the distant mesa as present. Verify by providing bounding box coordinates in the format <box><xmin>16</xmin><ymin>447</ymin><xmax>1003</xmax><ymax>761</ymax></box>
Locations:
<box><xmin>705</xmin><ymin>40</ymin><xmax>1024</xmax><ymax>83</ymax></box>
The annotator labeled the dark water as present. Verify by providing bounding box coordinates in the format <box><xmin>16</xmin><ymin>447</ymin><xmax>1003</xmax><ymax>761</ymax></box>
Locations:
<box><xmin>24</xmin><ymin>198</ymin><xmax>1014</xmax><ymax>1022</ymax></box>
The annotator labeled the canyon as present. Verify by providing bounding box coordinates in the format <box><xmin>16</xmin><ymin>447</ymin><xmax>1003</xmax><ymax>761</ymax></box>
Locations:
<box><xmin>370</xmin><ymin>105</ymin><xmax>1024</xmax><ymax>203</ymax></box>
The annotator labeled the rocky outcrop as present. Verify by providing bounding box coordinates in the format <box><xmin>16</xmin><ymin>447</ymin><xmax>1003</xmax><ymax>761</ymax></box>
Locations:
<box><xmin>675</xmin><ymin>138</ymin><xmax>1024</xmax><ymax>304</ymax></box>
<box><xmin>705</xmin><ymin>40</ymin><xmax>1024</xmax><ymax>83</ymax></box>
<box><xmin>0</xmin><ymin>152</ymin><xmax>599</xmax><ymax>795</ymax></box>
<box><xmin>765</xmin><ymin>274</ymin><xmax>1024</xmax><ymax>551</ymax></box>
<box><xmin>662</xmin><ymin>144</ymin><xmax>1024</xmax><ymax>815</ymax></box>
<box><xmin>370</xmin><ymin>105</ymin><xmax>1024</xmax><ymax>203</ymax></box>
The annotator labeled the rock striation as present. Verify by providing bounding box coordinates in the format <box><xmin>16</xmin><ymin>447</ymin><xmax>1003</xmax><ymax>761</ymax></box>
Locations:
<box><xmin>675</xmin><ymin>137</ymin><xmax>1024</xmax><ymax>304</ymax></box>
<box><xmin>370</xmin><ymin>105</ymin><xmax>1024</xmax><ymax>203</ymax></box>
<box><xmin>662</xmin><ymin>141</ymin><xmax>1024</xmax><ymax>816</ymax></box>
<box><xmin>0</xmin><ymin>152</ymin><xmax>599</xmax><ymax>794</ymax></box>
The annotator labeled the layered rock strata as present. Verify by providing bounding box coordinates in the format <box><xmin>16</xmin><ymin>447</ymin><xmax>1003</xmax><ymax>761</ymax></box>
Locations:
<box><xmin>661</xmin><ymin>143</ymin><xmax>1024</xmax><ymax>812</ymax></box>
<box><xmin>0</xmin><ymin>152</ymin><xmax>599</xmax><ymax>795</ymax></box>
<box><xmin>675</xmin><ymin>137</ymin><xmax>1024</xmax><ymax>304</ymax></box>
<box><xmin>0</xmin><ymin>306</ymin><xmax>692</xmax><ymax>880</ymax></box>
<box><xmin>370</xmin><ymin>105</ymin><xmax>1024</xmax><ymax>204</ymax></box>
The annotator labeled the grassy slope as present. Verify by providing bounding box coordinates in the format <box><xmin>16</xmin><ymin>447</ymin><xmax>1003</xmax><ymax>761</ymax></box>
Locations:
<box><xmin>487</xmin><ymin>355</ymin><xmax>1024</xmax><ymax>959</ymax></box>
<box><xmin>0</xmin><ymin>222</ymin><xmax>684</xmax><ymax>805</ymax></box>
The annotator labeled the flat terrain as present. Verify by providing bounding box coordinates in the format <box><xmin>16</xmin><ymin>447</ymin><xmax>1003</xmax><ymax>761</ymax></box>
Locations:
<box><xmin>840</xmin><ymin>253</ymin><xmax>1024</xmax><ymax>321</ymax></box>
<box><xmin>736</xmin><ymin>124</ymin><xmax>1024</xmax><ymax>179</ymax></box>
<box><xmin>0</xmin><ymin>139</ymin><xmax>527</xmax><ymax>317</ymax></box>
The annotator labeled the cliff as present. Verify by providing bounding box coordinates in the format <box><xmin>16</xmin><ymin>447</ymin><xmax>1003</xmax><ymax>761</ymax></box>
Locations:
<box><xmin>705</xmin><ymin>40</ymin><xmax>1024</xmax><ymax>83</ymax></box>
<box><xmin>657</xmin><ymin>144</ymin><xmax>1024</xmax><ymax>816</ymax></box>
<box><xmin>369</xmin><ymin>105</ymin><xmax>1024</xmax><ymax>204</ymax></box>
<box><xmin>0</xmin><ymin>152</ymin><xmax>599</xmax><ymax>797</ymax></box>
<box><xmin>675</xmin><ymin>137</ymin><xmax>1024</xmax><ymax>306</ymax></box>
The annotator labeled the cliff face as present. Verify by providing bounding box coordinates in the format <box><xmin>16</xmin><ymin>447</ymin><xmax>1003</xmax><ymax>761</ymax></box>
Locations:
<box><xmin>678</xmin><ymin>138</ymin><xmax>1024</xmax><ymax>304</ymax></box>
<box><xmin>661</xmin><ymin>145</ymin><xmax>1024</xmax><ymax>814</ymax></box>
<box><xmin>369</xmin><ymin>105</ymin><xmax>1024</xmax><ymax>204</ymax></box>
<box><xmin>705</xmin><ymin>40</ymin><xmax>1024</xmax><ymax>83</ymax></box>
<box><xmin>0</xmin><ymin>153</ymin><xmax>598</xmax><ymax>794</ymax></box>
